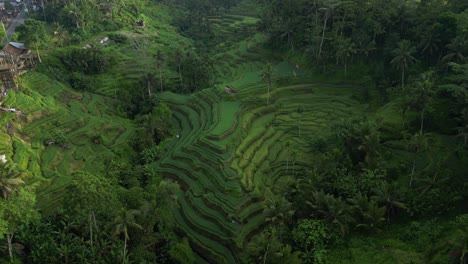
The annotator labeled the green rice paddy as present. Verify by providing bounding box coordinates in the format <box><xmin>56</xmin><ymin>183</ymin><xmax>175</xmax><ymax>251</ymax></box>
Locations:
<box><xmin>0</xmin><ymin>73</ymin><xmax>136</xmax><ymax>213</ymax></box>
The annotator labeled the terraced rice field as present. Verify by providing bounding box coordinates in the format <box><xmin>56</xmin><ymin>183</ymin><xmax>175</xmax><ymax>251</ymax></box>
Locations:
<box><xmin>0</xmin><ymin>73</ymin><xmax>135</xmax><ymax>213</ymax></box>
<box><xmin>155</xmin><ymin>81</ymin><xmax>364</xmax><ymax>262</ymax></box>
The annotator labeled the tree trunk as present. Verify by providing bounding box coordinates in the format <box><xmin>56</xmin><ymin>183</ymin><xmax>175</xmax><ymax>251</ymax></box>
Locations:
<box><xmin>410</xmin><ymin>157</ymin><xmax>416</xmax><ymax>188</ymax></box>
<box><xmin>262</xmin><ymin>239</ymin><xmax>271</xmax><ymax>264</ymax></box>
<box><xmin>178</xmin><ymin>64</ymin><xmax>183</xmax><ymax>88</ymax></box>
<box><xmin>36</xmin><ymin>44</ymin><xmax>42</xmax><ymax>63</ymax></box>
<box><xmin>267</xmin><ymin>79</ymin><xmax>271</xmax><ymax>105</ymax></box>
<box><xmin>344</xmin><ymin>58</ymin><xmax>347</xmax><ymax>76</ymax></box>
<box><xmin>401</xmin><ymin>67</ymin><xmax>405</xmax><ymax>88</ymax></box>
<box><xmin>147</xmin><ymin>79</ymin><xmax>152</xmax><ymax>97</ymax></box>
<box><xmin>159</xmin><ymin>68</ymin><xmax>163</xmax><ymax>92</ymax></box>
<box><xmin>123</xmin><ymin>235</ymin><xmax>127</xmax><ymax>264</ymax></box>
<box><xmin>89</xmin><ymin>214</ymin><xmax>93</xmax><ymax>248</ymax></box>
<box><xmin>317</xmin><ymin>11</ymin><xmax>329</xmax><ymax>61</ymax></box>
<box><xmin>420</xmin><ymin>109</ymin><xmax>424</xmax><ymax>133</ymax></box>
<box><xmin>340</xmin><ymin>12</ymin><xmax>346</xmax><ymax>38</ymax></box>
<box><xmin>7</xmin><ymin>233</ymin><xmax>13</xmax><ymax>261</ymax></box>
<box><xmin>402</xmin><ymin>108</ymin><xmax>406</xmax><ymax>129</ymax></box>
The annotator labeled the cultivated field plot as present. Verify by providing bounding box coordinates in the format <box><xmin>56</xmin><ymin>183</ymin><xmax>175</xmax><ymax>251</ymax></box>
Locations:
<box><xmin>1</xmin><ymin>73</ymin><xmax>135</xmax><ymax>213</ymax></box>
<box><xmin>156</xmin><ymin>81</ymin><xmax>365</xmax><ymax>263</ymax></box>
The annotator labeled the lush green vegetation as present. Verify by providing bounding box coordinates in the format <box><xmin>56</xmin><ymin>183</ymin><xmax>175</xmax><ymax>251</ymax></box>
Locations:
<box><xmin>0</xmin><ymin>0</ymin><xmax>467</xmax><ymax>263</ymax></box>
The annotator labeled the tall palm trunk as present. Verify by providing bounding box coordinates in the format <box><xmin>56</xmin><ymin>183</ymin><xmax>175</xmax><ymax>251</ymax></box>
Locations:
<box><xmin>89</xmin><ymin>213</ymin><xmax>93</xmax><ymax>248</ymax></box>
<box><xmin>7</xmin><ymin>233</ymin><xmax>13</xmax><ymax>261</ymax></box>
<box><xmin>340</xmin><ymin>12</ymin><xmax>346</xmax><ymax>38</ymax></box>
<box><xmin>267</xmin><ymin>78</ymin><xmax>271</xmax><ymax>105</ymax></box>
<box><xmin>122</xmin><ymin>235</ymin><xmax>127</xmax><ymax>264</ymax></box>
<box><xmin>420</xmin><ymin>109</ymin><xmax>424</xmax><ymax>133</ymax></box>
<box><xmin>147</xmin><ymin>78</ymin><xmax>152</xmax><ymax>97</ymax></box>
<box><xmin>36</xmin><ymin>44</ymin><xmax>42</xmax><ymax>63</ymax></box>
<box><xmin>318</xmin><ymin>10</ymin><xmax>329</xmax><ymax>61</ymax></box>
<box><xmin>159</xmin><ymin>68</ymin><xmax>163</xmax><ymax>92</ymax></box>
<box><xmin>344</xmin><ymin>57</ymin><xmax>347</xmax><ymax>76</ymax></box>
<box><xmin>402</xmin><ymin>108</ymin><xmax>406</xmax><ymax>129</ymax></box>
<box><xmin>262</xmin><ymin>239</ymin><xmax>271</xmax><ymax>264</ymax></box>
<box><xmin>401</xmin><ymin>67</ymin><xmax>405</xmax><ymax>87</ymax></box>
<box><xmin>410</xmin><ymin>157</ymin><xmax>416</xmax><ymax>187</ymax></box>
<box><xmin>178</xmin><ymin>64</ymin><xmax>183</xmax><ymax>88</ymax></box>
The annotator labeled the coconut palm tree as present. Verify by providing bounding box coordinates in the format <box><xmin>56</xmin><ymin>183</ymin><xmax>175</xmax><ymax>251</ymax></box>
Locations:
<box><xmin>410</xmin><ymin>71</ymin><xmax>435</xmax><ymax>133</ymax></box>
<box><xmin>358</xmin><ymin>130</ymin><xmax>381</xmax><ymax>170</ymax></box>
<box><xmin>336</xmin><ymin>38</ymin><xmax>357</xmax><ymax>76</ymax></box>
<box><xmin>317</xmin><ymin>0</ymin><xmax>340</xmax><ymax>61</ymax></box>
<box><xmin>348</xmin><ymin>192</ymin><xmax>386</xmax><ymax>232</ymax></box>
<box><xmin>372</xmin><ymin>181</ymin><xmax>407</xmax><ymax>222</ymax></box>
<box><xmin>407</xmin><ymin>132</ymin><xmax>429</xmax><ymax>188</ymax></box>
<box><xmin>111</xmin><ymin>208</ymin><xmax>143</xmax><ymax>264</ymax></box>
<box><xmin>155</xmin><ymin>51</ymin><xmax>166</xmax><ymax>92</ymax></box>
<box><xmin>390</xmin><ymin>40</ymin><xmax>417</xmax><ymax>87</ymax></box>
<box><xmin>456</xmin><ymin>121</ymin><xmax>468</xmax><ymax>147</ymax></box>
<box><xmin>442</xmin><ymin>36</ymin><xmax>467</xmax><ymax>64</ymax></box>
<box><xmin>307</xmin><ymin>190</ymin><xmax>354</xmax><ymax>236</ymax></box>
<box><xmin>173</xmin><ymin>48</ymin><xmax>186</xmax><ymax>89</ymax></box>
<box><xmin>261</xmin><ymin>62</ymin><xmax>273</xmax><ymax>105</ymax></box>
<box><xmin>263</xmin><ymin>195</ymin><xmax>294</xmax><ymax>230</ymax></box>
<box><xmin>412</xmin><ymin>156</ymin><xmax>449</xmax><ymax>192</ymax></box>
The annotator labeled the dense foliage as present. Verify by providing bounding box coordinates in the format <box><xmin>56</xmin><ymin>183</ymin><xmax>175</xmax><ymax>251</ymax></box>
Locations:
<box><xmin>0</xmin><ymin>0</ymin><xmax>466</xmax><ymax>263</ymax></box>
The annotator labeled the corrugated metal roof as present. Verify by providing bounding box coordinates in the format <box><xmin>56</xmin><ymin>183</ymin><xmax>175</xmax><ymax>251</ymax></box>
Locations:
<box><xmin>9</xmin><ymin>42</ymin><xmax>26</xmax><ymax>49</ymax></box>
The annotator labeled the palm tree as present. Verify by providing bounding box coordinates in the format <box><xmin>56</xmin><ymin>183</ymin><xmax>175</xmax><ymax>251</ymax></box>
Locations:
<box><xmin>348</xmin><ymin>191</ymin><xmax>386</xmax><ymax>232</ymax></box>
<box><xmin>358</xmin><ymin>40</ymin><xmax>376</xmax><ymax>58</ymax></box>
<box><xmin>456</xmin><ymin>122</ymin><xmax>468</xmax><ymax>147</ymax></box>
<box><xmin>263</xmin><ymin>195</ymin><xmax>294</xmax><ymax>231</ymax></box>
<box><xmin>0</xmin><ymin>163</ymin><xmax>25</xmax><ymax>199</ymax></box>
<box><xmin>53</xmin><ymin>22</ymin><xmax>68</xmax><ymax>47</ymax></box>
<box><xmin>336</xmin><ymin>38</ymin><xmax>356</xmax><ymax>76</ymax></box>
<box><xmin>390</xmin><ymin>40</ymin><xmax>417</xmax><ymax>87</ymax></box>
<box><xmin>280</xmin><ymin>18</ymin><xmax>295</xmax><ymax>51</ymax></box>
<box><xmin>393</xmin><ymin>85</ymin><xmax>412</xmax><ymax>129</ymax></box>
<box><xmin>442</xmin><ymin>36</ymin><xmax>467</xmax><ymax>64</ymax></box>
<box><xmin>418</xmin><ymin>28</ymin><xmax>441</xmax><ymax>60</ymax></box>
<box><xmin>322</xmin><ymin>195</ymin><xmax>354</xmax><ymax>236</ymax></box>
<box><xmin>307</xmin><ymin>191</ymin><xmax>354</xmax><ymax>236</ymax></box>
<box><xmin>273</xmin><ymin>245</ymin><xmax>303</xmax><ymax>264</ymax></box>
<box><xmin>155</xmin><ymin>51</ymin><xmax>166</xmax><ymax>92</ymax></box>
<box><xmin>414</xmin><ymin>161</ymin><xmax>449</xmax><ymax>196</ymax></box>
<box><xmin>261</xmin><ymin>62</ymin><xmax>273</xmax><ymax>105</ymax></box>
<box><xmin>358</xmin><ymin>130</ymin><xmax>380</xmax><ymax>169</ymax></box>
<box><xmin>317</xmin><ymin>0</ymin><xmax>340</xmax><ymax>61</ymax></box>
<box><xmin>65</xmin><ymin>2</ymin><xmax>82</xmax><ymax>28</ymax></box>
<box><xmin>173</xmin><ymin>48</ymin><xmax>185</xmax><ymax>89</ymax></box>
<box><xmin>111</xmin><ymin>208</ymin><xmax>143</xmax><ymax>264</ymax></box>
<box><xmin>407</xmin><ymin>132</ymin><xmax>429</xmax><ymax>188</ymax></box>
<box><xmin>372</xmin><ymin>182</ymin><xmax>407</xmax><ymax>222</ymax></box>
<box><xmin>246</xmin><ymin>228</ymin><xmax>281</xmax><ymax>264</ymax></box>
<box><xmin>410</xmin><ymin>71</ymin><xmax>435</xmax><ymax>133</ymax></box>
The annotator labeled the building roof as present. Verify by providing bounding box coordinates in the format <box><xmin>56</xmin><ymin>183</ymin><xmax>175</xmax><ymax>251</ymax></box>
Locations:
<box><xmin>8</xmin><ymin>42</ymin><xmax>26</xmax><ymax>49</ymax></box>
<box><xmin>2</xmin><ymin>42</ymin><xmax>30</xmax><ymax>58</ymax></box>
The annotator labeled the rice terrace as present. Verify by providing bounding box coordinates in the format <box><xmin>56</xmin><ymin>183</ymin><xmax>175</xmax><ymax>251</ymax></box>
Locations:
<box><xmin>0</xmin><ymin>0</ymin><xmax>467</xmax><ymax>263</ymax></box>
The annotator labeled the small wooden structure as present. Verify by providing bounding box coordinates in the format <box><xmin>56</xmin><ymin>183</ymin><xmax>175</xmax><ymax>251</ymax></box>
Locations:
<box><xmin>136</xmin><ymin>20</ymin><xmax>145</xmax><ymax>27</ymax></box>
<box><xmin>0</xmin><ymin>42</ymin><xmax>31</xmax><ymax>88</ymax></box>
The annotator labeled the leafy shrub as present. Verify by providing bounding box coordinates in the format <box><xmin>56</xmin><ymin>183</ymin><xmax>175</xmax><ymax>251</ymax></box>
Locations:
<box><xmin>61</xmin><ymin>46</ymin><xmax>110</xmax><ymax>74</ymax></box>
<box><xmin>68</xmin><ymin>72</ymin><xmax>92</xmax><ymax>91</ymax></box>
<box><xmin>108</xmin><ymin>33</ymin><xmax>129</xmax><ymax>44</ymax></box>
